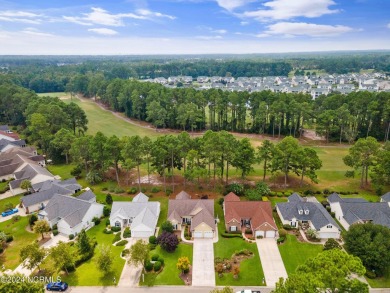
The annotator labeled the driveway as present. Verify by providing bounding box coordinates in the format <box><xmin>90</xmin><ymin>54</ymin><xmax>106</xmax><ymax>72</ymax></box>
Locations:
<box><xmin>192</xmin><ymin>239</ymin><xmax>215</xmax><ymax>287</ymax></box>
<box><xmin>0</xmin><ymin>208</ymin><xmax>27</xmax><ymax>223</ymax></box>
<box><xmin>256</xmin><ymin>238</ymin><xmax>288</xmax><ymax>287</ymax></box>
<box><xmin>117</xmin><ymin>238</ymin><xmax>143</xmax><ymax>287</ymax></box>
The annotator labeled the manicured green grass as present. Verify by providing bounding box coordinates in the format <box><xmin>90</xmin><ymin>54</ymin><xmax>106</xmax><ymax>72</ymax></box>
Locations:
<box><xmin>214</xmin><ymin>202</ymin><xmax>264</xmax><ymax>286</ymax></box>
<box><xmin>59</xmin><ymin>95</ymin><xmax>160</xmax><ymax>138</ymax></box>
<box><xmin>140</xmin><ymin>243</ymin><xmax>193</xmax><ymax>286</ymax></box>
<box><xmin>0</xmin><ymin>195</ymin><xmax>21</xmax><ymax>212</ymax></box>
<box><xmin>38</xmin><ymin>92</ymin><xmax>70</xmax><ymax>98</ymax></box>
<box><xmin>0</xmin><ymin>217</ymin><xmax>38</xmax><ymax>269</ymax></box>
<box><xmin>61</xmin><ymin>221</ymin><xmax>125</xmax><ymax>286</ymax></box>
<box><xmin>268</xmin><ymin>196</ymin><xmax>288</xmax><ymax>207</ymax></box>
<box><xmin>278</xmin><ymin>234</ymin><xmax>323</xmax><ymax>275</ymax></box>
<box><xmin>366</xmin><ymin>270</ymin><xmax>390</xmax><ymax>288</ymax></box>
<box><xmin>0</xmin><ymin>180</ymin><xmax>9</xmax><ymax>192</ymax></box>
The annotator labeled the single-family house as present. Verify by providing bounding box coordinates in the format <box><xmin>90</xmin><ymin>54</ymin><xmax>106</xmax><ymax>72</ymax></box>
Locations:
<box><xmin>328</xmin><ymin>193</ymin><xmax>390</xmax><ymax>230</ymax></box>
<box><xmin>167</xmin><ymin>191</ymin><xmax>216</xmax><ymax>238</ymax></box>
<box><xmin>381</xmin><ymin>192</ymin><xmax>390</xmax><ymax>203</ymax></box>
<box><xmin>224</xmin><ymin>192</ymin><xmax>277</xmax><ymax>238</ymax></box>
<box><xmin>0</xmin><ymin>138</ymin><xmax>27</xmax><ymax>153</ymax></box>
<box><xmin>21</xmin><ymin>178</ymin><xmax>81</xmax><ymax>214</ymax></box>
<box><xmin>38</xmin><ymin>192</ymin><xmax>103</xmax><ymax>236</ymax></box>
<box><xmin>277</xmin><ymin>193</ymin><xmax>341</xmax><ymax>239</ymax></box>
<box><xmin>110</xmin><ymin>192</ymin><xmax>160</xmax><ymax>238</ymax></box>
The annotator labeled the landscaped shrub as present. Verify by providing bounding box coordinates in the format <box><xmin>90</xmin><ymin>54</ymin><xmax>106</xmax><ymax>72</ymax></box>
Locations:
<box><xmin>141</xmin><ymin>188</ymin><xmax>147</xmax><ymax>193</ymax></box>
<box><xmin>12</xmin><ymin>215</ymin><xmax>20</xmax><ymax>222</ymax></box>
<box><xmin>69</xmin><ymin>234</ymin><xmax>74</xmax><ymax>240</ymax></box>
<box><xmin>145</xmin><ymin>261</ymin><xmax>153</xmax><ymax>272</ymax></box>
<box><xmin>121</xmin><ymin>249</ymin><xmax>130</xmax><ymax>257</ymax></box>
<box><xmin>5</xmin><ymin>235</ymin><xmax>13</xmax><ymax>243</ymax></box>
<box><xmin>157</xmin><ymin>257</ymin><xmax>164</xmax><ymax>266</ymax></box>
<box><xmin>161</xmin><ymin>221</ymin><xmax>174</xmax><ymax>233</ymax></box>
<box><xmin>70</xmin><ymin>165</ymin><xmax>82</xmax><ymax>178</ymax></box>
<box><xmin>102</xmin><ymin>187</ymin><xmax>108</xmax><ymax>191</ymax></box>
<box><xmin>326</xmin><ymin>206</ymin><xmax>331</xmax><ymax>212</ymax></box>
<box><xmin>128</xmin><ymin>187</ymin><xmax>138</xmax><ymax>194</ymax></box>
<box><xmin>218</xmin><ymin>198</ymin><xmax>224</xmax><ymax>205</ymax></box>
<box><xmin>278</xmin><ymin>229</ymin><xmax>287</xmax><ymax>238</ymax></box>
<box><xmin>165</xmin><ymin>189</ymin><xmax>172</xmax><ymax>196</ymax></box>
<box><xmin>151</xmin><ymin>187</ymin><xmax>160</xmax><ymax>193</ymax></box>
<box><xmin>111</xmin><ymin>226</ymin><xmax>121</xmax><ymax>232</ymax></box>
<box><xmin>105</xmin><ymin>194</ymin><xmax>113</xmax><ymax>205</ymax></box>
<box><xmin>123</xmin><ymin>227</ymin><xmax>131</xmax><ymax>238</ymax></box>
<box><xmin>365</xmin><ymin>271</ymin><xmax>376</xmax><ymax>279</ymax></box>
<box><xmin>323</xmin><ymin>238</ymin><xmax>342</xmax><ymax>251</ymax></box>
<box><xmin>225</xmin><ymin>183</ymin><xmax>245</xmax><ymax>196</ymax></box>
<box><xmin>108</xmin><ymin>187</ymin><xmax>115</xmax><ymax>193</ymax></box>
<box><xmin>157</xmin><ymin>232</ymin><xmax>179</xmax><ymax>252</ymax></box>
<box><xmin>0</xmin><ymin>247</ymin><xmax>3</xmax><ymax>254</ymax></box>
<box><xmin>331</xmin><ymin>212</ymin><xmax>335</xmax><ymax>217</ymax></box>
<box><xmin>269</xmin><ymin>191</ymin><xmax>276</xmax><ymax>197</ymax></box>
<box><xmin>256</xmin><ymin>235</ymin><xmax>263</xmax><ymax>239</ymax></box>
<box><xmin>115</xmin><ymin>240</ymin><xmax>128</xmax><ymax>246</ymax></box>
<box><xmin>262</xmin><ymin>196</ymin><xmax>269</xmax><ymax>201</ymax></box>
<box><xmin>114</xmin><ymin>187</ymin><xmax>125</xmax><ymax>194</ymax></box>
<box><xmin>323</xmin><ymin>188</ymin><xmax>331</xmax><ymax>194</ymax></box>
<box><xmin>149</xmin><ymin>235</ymin><xmax>157</xmax><ymax>244</ymax></box>
<box><xmin>277</xmin><ymin>237</ymin><xmax>285</xmax><ymax>244</ymax></box>
<box><xmin>29</xmin><ymin>214</ymin><xmax>38</xmax><ymax>227</ymax></box>
<box><xmin>151</xmin><ymin>254</ymin><xmax>159</xmax><ymax>261</ymax></box>
<box><xmin>277</xmin><ymin>192</ymin><xmax>283</xmax><ymax>197</ymax></box>
<box><xmin>103</xmin><ymin>206</ymin><xmax>111</xmax><ymax>217</ymax></box>
<box><xmin>221</xmin><ymin>233</ymin><xmax>243</xmax><ymax>239</ymax></box>
<box><xmin>106</xmin><ymin>219</ymin><xmax>110</xmax><ymax>226</ymax></box>
<box><xmin>92</xmin><ymin>217</ymin><xmax>101</xmax><ymax>225</ymax></box>
<box><xmin>148</xmin><ymin>243</ymin><xmax>157</xmax><ymax>250</ymax></box>
<box><xmin>103</xmin><ymin>228</ymin><xmax>113</xmax><ymax>234</ymax></box>
<box><xmin>112</xmin><ymin>233</ymin><xmax>121</xmax><ymax>244</ymax></box>
<box><xmin>53</xmin><ymin>230</ymin><xmax>59</xmax><ymax>236</ymax></box>
<box><xmin>283</xmin><ymin>224</ymin><xmax>292</xmax><ymax>230</ymax></box>
<box><xmin>245</xmin><ymin>228</ymin><xmax>252</xmax><ymax>234</ymax></box>
<box><xmin>153</xmin><ymin>261</ymin><xmax>162</xmax><ymax>272</ymax></box>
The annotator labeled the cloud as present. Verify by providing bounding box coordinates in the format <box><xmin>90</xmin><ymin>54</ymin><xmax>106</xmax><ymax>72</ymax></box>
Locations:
<box><xmin>216</xmin><ymin>0</ymin><xmax>255</xmax><ymax>11</ymax></box>
<box><xmin>212</xmin><ymin>29</ymin><xmax>227</xmax><ymax>34</ymax></box>
<box><xmin>243</xmin><ymin>0</ymin><xmax>339</xmax><ymax>21</ymax></box>
<box><xmin>0</xmin><ymin>10</ymin><xmax>42</xmax><ymax>24</ymax></box>
<box><xmin>88</xmin><ymin>28</ymin><xmax>119</xmax><ymax>35</ymax></box>
<box><xmin>240</xmin><ymin>21</ymin><xmax>249</xmax><ymax>26</ymax></box>
<box><xmin>259</xmin><ymin>22</ymin><xmax>353</xmax><ymax>37</ymax></box>
<box><xmin>195</xmin><ymin>35</ymin><xmax>223</xmax><ymax>40</ymax></box>
<box><xmin>63</xmin><ymin>7</ymin><xmax>174</xmax><ymax>27</ymax></box>
<box><xmin>136</xmin><ymin>9</ymin><xmax>176</xmax><ymax>20</ymax></box>
<box><xmin>21</xmin><ymin>27</ymin><xmax>53</xmax><ymax>37</ymax></box>
<box><xmin>387</xmin><ymin>23</ymin><xmax>390</xmax><ymax>29</ymax></box>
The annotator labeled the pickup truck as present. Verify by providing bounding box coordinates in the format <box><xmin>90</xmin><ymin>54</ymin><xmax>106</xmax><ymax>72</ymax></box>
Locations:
<box><xmin>236</xmin><ymin>290</ymin><xmax>261</xmax><ymax>293</ymax></box>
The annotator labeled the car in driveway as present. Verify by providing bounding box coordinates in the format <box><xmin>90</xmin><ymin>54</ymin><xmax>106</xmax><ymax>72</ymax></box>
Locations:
<box><xmin>1</xmin><ymin>208</ymin><xmax>18</xmax><ymax>217</ymax></box>
<box><xmin>46</xmin><ymin>282</ymin><xmax>68</xmax><ymax>291</ymax></box>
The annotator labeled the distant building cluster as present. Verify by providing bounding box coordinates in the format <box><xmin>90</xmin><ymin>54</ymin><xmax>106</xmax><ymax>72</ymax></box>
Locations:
<box><xmin>145</xmin><ymin>72</ymin><xmax>389</xmax><ymax>99</ymax></box>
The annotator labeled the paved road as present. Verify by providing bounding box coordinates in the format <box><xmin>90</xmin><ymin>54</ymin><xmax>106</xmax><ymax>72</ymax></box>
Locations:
<box><xmin>192</xmin><ymin>239</ymin><xmax>215</xmax><ymax>287</ymax></box>
<box><xmin>67</xmin><ymin>286</ymin><xmax>275</xmax><ymax>293</ymax></box>
<box><xmin>256</xmin><ymin>238</ymin><xmax>288</xmax><ymax>287</ymax></box>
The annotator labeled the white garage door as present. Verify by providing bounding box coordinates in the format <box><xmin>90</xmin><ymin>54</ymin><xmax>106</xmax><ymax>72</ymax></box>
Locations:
<box><xmin>132</xmin><ymin>231</ymin><xmax>152</xmax><ymax>238</ymax></box>
<box><xmin>193</xmin><ymin>231</ymin><xmax>203</xmax><ymax>238</ymax></box>
<box><xmin>266</xmin><ymin>230</ymin><xmax>276</xmax><ymax>238</ymax></box>
<box><xmin>204</xmin><ymin>231</ymin><xmax>213</xmax><ymax>238</ymax></box>
<box><xmin>255</xmin><ymin>230</ymin><xmax>264</xmax><ymax>237</ymax></box>
<box><xmin>319</xmin><ymin>232</ymin><xmax>338</xmax><ymax>239</ymax></box>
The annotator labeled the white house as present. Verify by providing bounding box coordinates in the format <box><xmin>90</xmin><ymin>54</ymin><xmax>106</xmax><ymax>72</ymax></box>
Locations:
<box><xmin>38</xmin><ymin>192</ymin><xmax>103</xmax><ymax>236</ymax></box>
<box><xmin>110</xmin><ymin>192</ymin><xmax>160</xmax><ymax>238</ymax></box>
<box><xmin>277</xmin><ymin>193</ymin><xmax>341</xmax><ymax>239</ymax></box>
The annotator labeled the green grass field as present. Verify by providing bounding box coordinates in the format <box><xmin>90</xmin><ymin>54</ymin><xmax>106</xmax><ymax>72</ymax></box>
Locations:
<box><xmin>0</xmin><ymin>217</ymin><xmax>38</xmax><ymax>270</ymax></box>
<box><xmin>278</xmin><ymin>234</ymin><xmax>323</xmax><ymax>275</ymax></box>
<box><xmin>0</xmin><ymin>195</ymin><xmax>21</xmax><ymax>213</ymax></box>
<box><xmin>140</xmin><ymin>243</ymin><xmax>193</xmax><ymax>286</ymax></box>
<box><xmin>61</xmin><ymin>221</ymin><xmax>125</xmax><ymax>286</ymax></box>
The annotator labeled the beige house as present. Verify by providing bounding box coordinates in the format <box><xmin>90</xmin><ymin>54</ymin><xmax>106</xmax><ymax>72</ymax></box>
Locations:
<box><xmin>168</xmin><ymin>191</ymin><xmax>215</xmax><ymax>238</ymax></box>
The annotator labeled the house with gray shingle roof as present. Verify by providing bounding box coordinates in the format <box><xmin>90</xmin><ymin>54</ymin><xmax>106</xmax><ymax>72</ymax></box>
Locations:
<box><xmin>110</xmin><ymin>193</ymin><xmax>160</xmax><ymax>238</ymax></box>
<box><xmin>276</xmin><ymin>193</ymin><xmax>341</xmax><ymax>239</ymax></box>
<box><xmin>21</xmin><ymin>178</ymin><xmax>81</xmax><ymax>213</ymax></box>
<box><xmin>38</xmin><ymin>192</ymin><xmax>103</xmax><ymax>236</ymax></box>
<box><xmin>328</xmin><ymin>193</ymin><xmax>390</xmax><ymax>230</ymax></box>
<box><xmin>381</xmin><ymin>192</ymin><xmax>390</xmax><ymax>203</ymax></box>
<box><xmin>167</xmin><ymin>191</ymin><xmax>215</xmax><ymax>239</ymax></box>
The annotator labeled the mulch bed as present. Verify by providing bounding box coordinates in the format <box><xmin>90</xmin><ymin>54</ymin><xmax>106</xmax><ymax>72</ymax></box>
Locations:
<box><xmin>179</xmin><ymin>265</ymin><xmax>192</xmax><ymax>285</ymax></box>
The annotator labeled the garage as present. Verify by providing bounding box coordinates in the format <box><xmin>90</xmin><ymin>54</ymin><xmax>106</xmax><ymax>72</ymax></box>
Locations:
<box><xmin>319</xmin><ymin>232</ymin><xmax>339</xmax><ymax>239</ymax></box>
<box><xmin>255</xmin><ymin>230</ymin><xmax>264</xmax><ymax>237</ymax></box>
<box><xmin>204</xmin><ymin>231</ymin><xmax>214</xmax><ymax>238</ymax></box>
<box><xmin>193</xmin><ymin>231</ymin><xmax>203</xmax><ymax>238</ymax></box>
<box><xmin>265</xmin><ymin>230</ymin><xmax>276</xmax><ymax>238</ymax></box>
<box><xmin>132</xmin><ymin>230</ymin><xmax>154</xmax><ymax>238</ymax></box>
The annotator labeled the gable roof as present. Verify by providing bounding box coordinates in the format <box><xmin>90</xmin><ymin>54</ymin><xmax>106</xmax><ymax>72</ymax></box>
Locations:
<box><xmin>0</xmin><ymin>139</ymin><xmax>26</xmax><ymax>151</ymax></box>
<box><xmin>224</xmin><ymin>196</ymin><xmax>277</xmax><ymax>231</ymax></box>
<box><xmin>175</xmin><ymin>190</ymin><xmax>191</xmax><ymax>200</ymax></box>
<box><xmin>133</xmin><ymin>192</ymin><xmax>149</xmax><ymax>202</ymax></box>
<box><xmin>168</xmin><ymin>198</ymin><xmax>215</xmax><ymax>231</ymax></box>
<box><xmin>277</xmin><ymin>193</ymin><xmax>340</xmax><ymax>230</ymax></box>
<box><xmin>381</xmin><ymin>192</ymin><xmax>390</xmax><ymax>202</ymax></box>
<box><xmin>21</xmin><ymin>179</ymin><xmax>81</xmax><ymax>207</ymax></box>
<box><xmin>327</xmin><ymin>193</ymin><xmax>390</xmax><ymax>228</ymax></box>
<box><xmin>224</xmin><ymin>192</ymin><xmax>240</xmax><ymax>202</ymax></box>
<box><xmin>41</xmin><ymin>193</ymin><xmax>101</xmax><ymax>228</ymax></box>
<box><xmin>78</xmin><ymin>190</ymin><xmax>96</xmax><ymax>202</ymax></box>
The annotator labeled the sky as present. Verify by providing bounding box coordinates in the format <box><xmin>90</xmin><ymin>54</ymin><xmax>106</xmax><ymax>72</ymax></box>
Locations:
<box><xmin>0</xmin><ymin>0</ymin><xmax>389</xmax><ymax>54</ymax></box>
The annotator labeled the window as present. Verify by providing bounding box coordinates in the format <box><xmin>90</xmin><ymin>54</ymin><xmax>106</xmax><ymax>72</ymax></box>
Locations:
<box><xmin>327</xmin><ymin>224</ymin><xmax>332</xmax><ymax>228</ymax></box>
<box><xmin>115</xmin><ymin>221</ymin><xmax>121</xmax><ymax>227</ymax></box>
<box><xmin>129</xmin><ymin>217</ymin><xmax>133</xmax><ymax>223</ymax></box>
<box><xmin>230</xmin><ymin>226</ymin><xmax>237</xmax><ymax>232</ymax></box>
<box><xmin>291</xmin><ymin>221</ymin><xmax>296</xmax><ymax>227</ymax></box>
<box><xmin>304</xmin><ymin>210</ymin><xmax>309</xmax><ymax>215</ymax></box>
<box><xmin>298</xmin><ymin>209</ymin><xmax>303</xmax><ymax>215</ymax></box>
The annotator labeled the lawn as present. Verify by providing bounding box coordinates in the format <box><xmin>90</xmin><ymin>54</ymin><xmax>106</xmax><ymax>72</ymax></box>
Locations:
<box><xmin>366</xmin><ymin>270</ymin><xmax>390</xmax><ymax>288</ymax></box>
<box><xmin>0</xmin><ymin>195</ymin><xmax>21</xmax><ymax>212</ymax></box>
<box><xmin>140</xmin><ymin>243</ymin><xmax>193</xmax><ymax>286</ymax></box>
<box><xmin>278</xmin><ymin>234</ymin><xmax>323</xmax><ymax>275</ymax></box>
<box><xmin>60</xmin><ymin>221</ymin><xmax>125</xmax><ymax>286</ymax></box>
<box><xmin>0</xmin><ymin>216</ymin><xmax>38</xmax><ymax>270</ymax></box>
<box><xmin>214</xmin><ymin>202</ymin><xmax>264</xmax><ymax>286</ymax></box>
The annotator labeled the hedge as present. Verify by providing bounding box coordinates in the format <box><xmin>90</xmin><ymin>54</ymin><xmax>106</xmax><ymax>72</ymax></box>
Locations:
<box><xmin>221</xmin><ymin>233</ymin><xmax>243</xmax><ymax>238</ymax></box>
<box><xmin>115</xmin><ymin>240</ymin><xmax>128</xmax><ymax>246</ymax></box>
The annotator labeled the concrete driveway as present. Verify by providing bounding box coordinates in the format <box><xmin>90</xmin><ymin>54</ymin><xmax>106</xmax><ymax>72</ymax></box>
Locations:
<box><xmin>118</xmin><ymin>238</ymin><xmax>143</xmax><ymax>287</ymax></box>
<box><xmin>256</xmin><ymin>238</ymin><xmax>288</xmax><ymax>287</ymax></box>
<box><xmin>192</xmin><ymin>239</ymin><xmax>215</xmax><ymax>287</ymax></box>
<box><xmin>0</xmin><ymin>208</ymin><xmax>26</xmax><ymax>223</ymax></box>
